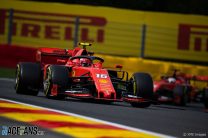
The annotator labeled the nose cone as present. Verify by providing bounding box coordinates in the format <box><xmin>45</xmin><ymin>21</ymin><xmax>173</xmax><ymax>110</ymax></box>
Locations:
<box><xmin>104</xmin><ymin>90</ymin><xmax>111</xmax><ymax>97</ymax></box>
<box><xmin>99</xmin><ymin>90</ymin><xmax>115</xmax><ymax>99</ymax></box>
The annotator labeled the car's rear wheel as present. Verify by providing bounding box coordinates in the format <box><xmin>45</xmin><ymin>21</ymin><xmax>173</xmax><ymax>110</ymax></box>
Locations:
<box><xmin>130</xmin><ymin>73</ymin><xmax>153</xmax><ymax>108</ymax></box>
<box><xmin>44</xmin><ymin>65</ymin><xmax>69</xmax><ymax>99</ymax></box>
<box><xmin>203</xmin><ymin>88</ymin><xmax>208</xmax><ymax>109</ymax></box>
<box><xmin>173</xmin><ymin>85</ymin><xmax>188</xmax><ymax>106</ymax></box>
<box><xmin>15</xmin><ymin>62</ymin><xmax>41</xmax><ymax>96</ymax></box>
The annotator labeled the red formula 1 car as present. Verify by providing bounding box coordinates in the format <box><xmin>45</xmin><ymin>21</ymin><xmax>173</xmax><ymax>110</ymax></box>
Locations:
<box><xmin>153</xmin><ymin>70</ymin><xmax>194</xmax><ymax>106</ymax></box>
<box><xmin>193</xmin><ymin>75</ymin><xmax>208</xmax><ymax>109</ymax></box>
<box><xmin>15</xmin><ymin>43</ymin><xmax>153</xmax><ymax>108</ymax></box>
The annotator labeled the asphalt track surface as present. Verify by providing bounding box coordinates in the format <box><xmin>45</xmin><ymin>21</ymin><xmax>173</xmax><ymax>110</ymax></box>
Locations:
<box><xmin>0</xmin><ymin>78</ymin><xmax>208</xmax><ymax>138</ymax></box>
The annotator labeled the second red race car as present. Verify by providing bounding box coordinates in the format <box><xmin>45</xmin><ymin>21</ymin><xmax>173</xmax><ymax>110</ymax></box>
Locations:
<box><xmin>15</xmin><ymin>43</ymin><xmax>154</xmax><ymax>108</ymax></box>
<box><xmin>153</xmin><ymin>70</ymin><xmax>208</xmax><ymax>107</ymax></box>
<box><xmin>153</xmin><ymin>70</ymin><xmax>194</xmax><ymax>106</ymax></box>
<box><xmin>193</xmin><ymin>75</ymin><xmax>208</xmax><ymax>110</ymax></box>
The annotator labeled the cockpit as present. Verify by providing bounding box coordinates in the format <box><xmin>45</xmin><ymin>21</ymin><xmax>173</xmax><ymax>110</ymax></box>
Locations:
<box><xmin>69</xmin><ymin>56</ymin><xmax>104</xmax><ymax>68</ymax></box>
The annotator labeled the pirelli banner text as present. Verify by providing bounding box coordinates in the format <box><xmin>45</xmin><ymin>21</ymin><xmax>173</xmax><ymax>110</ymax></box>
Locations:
<box><xmin>0</xmin><ymin>0</ymin><xmax>208</xmax><ymax>62</ymax></box>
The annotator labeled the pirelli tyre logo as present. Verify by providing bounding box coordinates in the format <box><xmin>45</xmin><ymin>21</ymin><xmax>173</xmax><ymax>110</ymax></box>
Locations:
<box><xmin>0</xmin><ymin>9</ymin><xmax>107</xmax><ymax>43</ymax></box>
<box><xmin>178</xmin><ymin>24</ymin><xmax>208</xmax><ymax>52</ymax></box>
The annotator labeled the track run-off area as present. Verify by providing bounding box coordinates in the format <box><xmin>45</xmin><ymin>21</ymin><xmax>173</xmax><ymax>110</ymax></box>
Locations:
<box><xmin>0</xmin><ymin>78</ymin><xmax>208</xmax><ymax>138</ymax></box>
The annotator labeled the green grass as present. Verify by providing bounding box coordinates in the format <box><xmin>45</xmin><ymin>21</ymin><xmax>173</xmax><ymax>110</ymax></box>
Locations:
<box><xmin>0</xmin><ymin>67</ymin><xmax>15</xmax><ymax>78</ymax></box>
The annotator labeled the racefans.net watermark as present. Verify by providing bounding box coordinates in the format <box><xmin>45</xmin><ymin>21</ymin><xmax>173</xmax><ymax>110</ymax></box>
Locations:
<box><xmin>1</xmin><ymin>126</ymin><xmax>45</xmax><ymax>136</ymax></box>
<box><xmin>183</xmin><ymin>132</ymin><xmax>207</xmax><ymax>137</ymax></box>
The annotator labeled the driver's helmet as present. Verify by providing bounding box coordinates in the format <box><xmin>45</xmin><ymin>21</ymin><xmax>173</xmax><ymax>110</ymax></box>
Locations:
<box><xmin>167</xmin><ymin>77</ymin><xmax>176</xmax><ymax>83</ymax></box>
<box><xmin>80</xmin><ymin>58</ymin><xmax>91</xmax><ymax>67</ymax></box>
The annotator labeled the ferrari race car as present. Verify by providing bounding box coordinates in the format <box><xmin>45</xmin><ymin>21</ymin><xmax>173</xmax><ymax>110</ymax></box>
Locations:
<box><xmin>193</xmin><ymin>75</ymin><xmax>208</xmax><ymax>109</ymax></box>
<box><xmin>154</xmin><ymin>70</ymin><xmax>208</xmax><ymax>107</ymax></box>
<box><xmin>15</xmin><ymin>43</ymin><xmax>153</xmax><ymax>108</ymax></box>
<box><xmin>153</xmin><ymin>70</ymin><xmax>194</xmax><ymax>106</ymax></box>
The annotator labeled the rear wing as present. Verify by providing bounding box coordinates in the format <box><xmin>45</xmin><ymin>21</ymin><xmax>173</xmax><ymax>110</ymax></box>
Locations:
<box><xmin>36</xmin><ymin>48</ymin><xmax>71</xmax><ymax>66</ymax></box>
<box><xmin>181</xmin><ymin>74</ymin><xmax>208</xmax><ymax>82</ymax></box>
<box><xmin>193</xmin><ymin>76</ymin><xmax>208</xmax><ymax>82</ymax></box>
<box><xmin>36</xmin><ymin>42</ymin><xmax>93</xmax><ymax>66</ymax></box>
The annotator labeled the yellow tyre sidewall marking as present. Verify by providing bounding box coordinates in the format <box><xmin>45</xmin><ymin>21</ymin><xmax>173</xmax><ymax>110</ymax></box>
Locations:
<box><xmin>15</xmin><ymin>64</ymin><xmax>20</xmax><ymax>91</ymax></box>
<box><xmin>133</xmin><ymin>77</ymin><xmax>137</xmax><ymax>96</ymax></box>
<box><xmin>45</xmin><ymin>66</ymin><xmax>52</xmax><ymax>96</ymax></box>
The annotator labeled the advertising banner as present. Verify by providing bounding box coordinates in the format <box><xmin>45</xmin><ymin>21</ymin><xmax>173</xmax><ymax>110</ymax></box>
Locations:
<box><xmin>0</xmin><ymin>0</ymin><xmax>207</xmax><ymax>62</ymax></box>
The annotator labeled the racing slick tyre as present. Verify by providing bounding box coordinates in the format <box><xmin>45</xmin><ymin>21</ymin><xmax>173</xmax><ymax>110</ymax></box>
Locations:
<box><xmin>15</xmin><ymin>62</ymin><xmax>41</xmax><ymax>96</ymax></box>
<box><xmin>44</xmin><ymin>65</ymin><xmax>69</xmax><ymax>99</ymax></box>
<box><xmin>173</xmin><ymin>85</ymin><xmax>188</xmax><ymax>106</ymax></box>
<box><xmin>203</xmin><ymin>88</ymin><xmax>208</xmax><ymax>109</ymax></box>
<box><xmin>130</xmin><ymin>73</ymin><xmax>153</xmax><ymax>108</ymax></box>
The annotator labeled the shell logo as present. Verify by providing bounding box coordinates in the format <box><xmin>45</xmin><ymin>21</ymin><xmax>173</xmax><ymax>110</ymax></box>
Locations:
<box><xmin>99</xmin><ymin>79</ymin><xmax>108</xmax><ymax>83</ymax></box>
<box><xmin>72</xmin><ymin>71</ymin><xmax>75</xmax><ymax>77</ymax></box>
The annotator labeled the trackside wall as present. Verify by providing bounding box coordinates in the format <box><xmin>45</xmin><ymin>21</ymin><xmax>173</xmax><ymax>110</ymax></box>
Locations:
<box><xmin>0</xmin><ymin>45</ymin><xmax>36</xmax><ymax>68</ymax></box>
<box><xmin>98</xmin><ymin>54</ymin><xmax>208</xmax><ymax>80</ymax></box>
<box><xmin>0</xmin><ymin>45</ymin><xmax>208</xmax><ymax>81</ymax></box>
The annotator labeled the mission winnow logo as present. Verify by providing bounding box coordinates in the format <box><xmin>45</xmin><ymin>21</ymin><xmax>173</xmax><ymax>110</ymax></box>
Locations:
<box><xmin>1</xmin><ymin>126</ymin><xmax>45</xmax><ymax>136</ymax></box>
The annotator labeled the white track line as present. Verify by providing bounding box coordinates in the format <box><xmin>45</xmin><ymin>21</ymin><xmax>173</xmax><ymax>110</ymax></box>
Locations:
<box><xmin>0</xmin><ymin>98</ymin><xmax>175</xmax><ymax>138</ymax></box>
<box><xmin>0</xmin><ymin>78</ymin><xmax>14</xmax><ymax>82</ymax></box>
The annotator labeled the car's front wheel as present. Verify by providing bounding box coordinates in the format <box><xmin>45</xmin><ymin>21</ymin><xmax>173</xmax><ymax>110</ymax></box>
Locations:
<box><xmin>44</xmin><ymin>65</ymin><xmax>69</xmax><ymax>99</ymax></box>
<box><xmin>173</xmin><ymin>85</ymin><xmax>189</xmax><ymax>106</ymax></box>
<box><xmin>130</xmin><ymin>73</ymin><xmax>153</xmax><ymax>108</ymax></box>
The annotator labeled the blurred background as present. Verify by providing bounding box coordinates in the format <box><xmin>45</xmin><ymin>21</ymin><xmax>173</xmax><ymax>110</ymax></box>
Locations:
<box><xmin>0</xmin><ymin>2</ymin><xmax>208</xmax><ymax>137</ymax></box>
